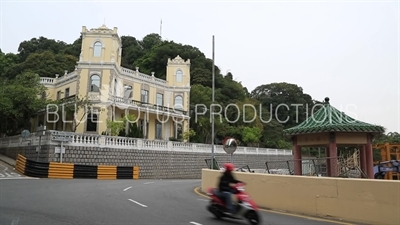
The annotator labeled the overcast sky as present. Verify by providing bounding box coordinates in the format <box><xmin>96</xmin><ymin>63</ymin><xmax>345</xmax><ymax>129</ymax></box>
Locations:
<box><xmin>1</xmin><ymin>0</ymin><xmax>399</xmax><ymax>133</ymax></box>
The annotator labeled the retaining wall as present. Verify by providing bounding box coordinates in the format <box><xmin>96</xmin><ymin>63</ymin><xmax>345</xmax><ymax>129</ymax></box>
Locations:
<box><xmin>201</xmin><ymin>169</ymin><xmax>400</xmax><ymax>225</ymax></box>
<box><xmin>1</xmin><ymin>144</ymin><xmax>292</xmax><ymax>179</ymax></box>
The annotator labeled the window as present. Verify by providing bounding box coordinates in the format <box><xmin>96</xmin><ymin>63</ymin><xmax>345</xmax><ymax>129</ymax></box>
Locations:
<box><xmin>93</xmin><ymin>42</ymin><xmax>102</xmax><ymax>57</ymax></box>
<box><xmin>156</xmin><ymin>93</ymin><xmax>163</xmax><ymax>106</ymax></box>
<box><xmin>174</xmin><ymin>95</ymin><xmax>183</xmax><ymax>110</ymax></box>
<box><xmin>116</xmin><ymin>47</ymin><xmax>120</xmax><ymax>62</ymax></box>
<box><xmin>176</xmin><ymin>70</ymin><xmax>183</xmax><ymax>82</ymax></box>
<box><xmin>155</xmin><ymin>122</ymin><xmax>162</xmax><ymax>139</ymax></box>
<box><xmin>175</xmin><ymin>123</ymin><xmax>183</xmax><ymax>139</ymax></box>
<box><xmin>139</xmin><ymin>119</ymin><xmax>149</xmax><ymax>138</ymax></box>
<box><xmin>57</xmin><ymin>91</ymin><xmax>62</xmax><ymax>100</ymax></box>
<box><xmin>65</xmin><ymin>88</ymin><xmax>70</xmax><ymax>98</ymax></box>
<box><xmin>90</xmin><ymin>75</ymin><xmax>100</xmax><ymax>92</ymax></box>
<box><xmin>141</xmin><ymin>90</ymin><xmax>149</xmax><ymax>103</ymax></box>
<box><xmin>86</xmin><ymin>113</ymin><xmax>98</xmax><ymax>132</ymax></box>
<box><xmin>114</xmin><ymin>79</ymin><xmax>117</xmax><ymax>95</ymax></box>
<box><xmin>124</xmin><ymin>85</ymin><xmax>132</xmax><ymax>99</ymax></box>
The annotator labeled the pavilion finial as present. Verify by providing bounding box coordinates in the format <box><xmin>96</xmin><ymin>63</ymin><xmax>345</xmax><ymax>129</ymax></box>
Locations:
<box><xmin>324</xmin><ymin>97</ymin><xmax>330</xmax><ymax>104</ymax></box>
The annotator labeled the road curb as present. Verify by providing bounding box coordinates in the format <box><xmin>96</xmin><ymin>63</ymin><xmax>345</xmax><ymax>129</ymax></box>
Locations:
<box><xmin>0</xmin><ymin>157</ymin><xmax>15</xmax><ymax>168</ymax></box>
<box><xmin>194</xmin><ymin>186</ymin><xmax>210</xmax><ymax>199</ymax></box>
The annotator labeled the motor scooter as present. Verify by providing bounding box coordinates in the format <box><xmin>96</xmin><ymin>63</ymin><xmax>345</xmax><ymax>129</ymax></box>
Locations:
<box><xmin>206</xmin><ymin>183</ymin><xmax>261</xmax><ymax>225</ymax></box>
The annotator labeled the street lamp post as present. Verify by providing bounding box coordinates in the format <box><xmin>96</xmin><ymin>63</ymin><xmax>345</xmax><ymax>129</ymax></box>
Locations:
<box><xmin>211</xmin><ymin>35</ymin><xmax>215</xmax><ymax>170</ymax></box>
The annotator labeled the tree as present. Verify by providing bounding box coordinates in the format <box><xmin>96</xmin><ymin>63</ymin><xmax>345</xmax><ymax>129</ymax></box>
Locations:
<box><xmin>373</xmin><ymin>132</ymin><xmax>400</xmax><ymax>144</ymax></box>
<box><xmin>55</xmin><ymin>95</ymin><xmax>93</xmax><ymax>132</ymax></box>
<box><xmin>106</xmin><ymin>114</ymin><xmax>140</xmax><ymax>137</ymax></box>
<box><xmin>18</xmin><ymin>51</ymin><xmax>77</xmax><ymax>78</ymax></box>
<box><xmin>250</xmin><ymin>82</ymin><xmax>314</xmax><ymax>129</ymax></box>
<box><xmin>242</xmin><ymin>127</ymin><xmax>262</xmax><ymax>146</ymax></box>
<box><xmin>0</xmin><ymin>51</ymin><xmax>20</xmax><ymax>79</ymax></box>
<box><xmin>182</xmin><ymin>129</ymin><xmax>196</xmax><ymax>142</ymax></box>
<box><xmin>17</xmin><ymin>36</ymin><xmax>69</xmax><ymax>61</ymax></box>
<box><xmin>0</xmin><ymin>72</ymin><xmax>51</xmax><ymax>135</ymax></box>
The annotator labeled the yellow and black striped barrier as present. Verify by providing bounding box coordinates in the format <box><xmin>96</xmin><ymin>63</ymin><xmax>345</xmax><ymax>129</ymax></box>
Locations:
<box><xmin>15</xmin><ymin>154</ymin><xmax>27</xmax><ymax>174</ymax></box>
<box><xmin>98</xmin><ymin>165</ymin><xmax>117</xmax><ymax>180</ymax></box>
<box><xmin>134</xmin><ymin>166</ymin><xmax>139</xmax><ymax>180</ymax></box>
<box><xmin>48</xmin><ymin>162</ymin><xmax>74</xmax><ymax>179</ymax></box>
<box><xmin>14</xmin><ymin>154</ymin><xmax>140</xmax><ymax>179</ymax></box>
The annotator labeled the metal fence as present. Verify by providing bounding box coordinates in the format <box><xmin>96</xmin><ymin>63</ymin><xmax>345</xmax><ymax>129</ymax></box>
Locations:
<box><xmin>265</xmin><ymin>157</ymin><xmax>365</xmax><ymax>178</ymax></box>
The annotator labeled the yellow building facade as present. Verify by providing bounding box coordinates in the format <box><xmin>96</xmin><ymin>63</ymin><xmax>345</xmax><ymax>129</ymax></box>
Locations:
<box><xmin>35</xmin><ymin>25</ymin><xmax>191</xmax><ymax>140</ymax></box>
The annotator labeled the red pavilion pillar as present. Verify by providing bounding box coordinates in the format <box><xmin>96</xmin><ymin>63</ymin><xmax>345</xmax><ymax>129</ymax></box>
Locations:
<box><xmin>328</xmin><ymin>133</ymin><xmax>338</xmax><ymax>177</ymax></box>
<box><xmin>326</xmin><ymin>145</ymin><xmax>331</xmax><ymax>176</ymax></box>
<box><xmin>359</xmin><ymin>145</ymin><xmax>367</xmax><ymax>178</ymax></box>
<box><xmin>293</xmin><ymin>136</ymin><xmax>302</xmax><ymax>175</ymax></box>
<box><xmin>365</xmin><ymin>134</ymin><xmax>374</xmax><ymax>179</ymax></box>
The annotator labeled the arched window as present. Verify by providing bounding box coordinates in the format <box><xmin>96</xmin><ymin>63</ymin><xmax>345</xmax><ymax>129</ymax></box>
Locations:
<box><xmin>175</xmin><ymin>70</ymin><xmax>183</xmax><ymax>82</ymax></box>
<box><xmin>174</xmin><ymin>95</ymin><xmax>183</xmax><ymax>110</ymax></box>
<box><xmin>90</xmin><ymin>75</ymin><xmax>100</xmax><ymax>92</ymax></box>
<box><xmin>93</xmin><ymin>42</ymin><xmax>102</xmax><ymax>57</ymax></box>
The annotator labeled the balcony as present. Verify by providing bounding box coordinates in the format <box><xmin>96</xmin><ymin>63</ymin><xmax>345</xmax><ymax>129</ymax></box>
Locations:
<box><xmin>109</xmin><ymin>96</ymin><xmax>189</xmax><ymax>117</ymax></box>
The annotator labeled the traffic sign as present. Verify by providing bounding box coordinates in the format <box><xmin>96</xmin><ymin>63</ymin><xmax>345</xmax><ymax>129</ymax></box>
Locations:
<box><xmin>52</xmin><ymin>131</ymin><xmax>74</xmax><ymax>136</ymax></box>
<box><xmin>55</xmin><ymin>147</ymin><xmax>66</xmax><ymax>154</ymax></box>
<box><xmin>51</xmin><ymin>131</ymin><xmax>74</xmax><ymax>142</ymax></box>
<box><xmin>51</xmin><ymin>136</ymin><xmax>73</xmax><ymax>142</ymax></box>
<box><xmin>37</xmin><ymin>126</ymin><xmax>46</xmax><ymax>132</ymax></box>
<box><xmin>21</xmin><ymin>130</ymin><xmax>30</xmax><ymax>139</ymax></box>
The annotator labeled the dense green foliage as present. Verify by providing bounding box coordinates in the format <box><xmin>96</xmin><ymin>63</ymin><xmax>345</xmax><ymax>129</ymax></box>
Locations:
<box><xmin>0</xmin><ymin>33</ymin><xmax>394</xmax><ymax>150</ymax></box>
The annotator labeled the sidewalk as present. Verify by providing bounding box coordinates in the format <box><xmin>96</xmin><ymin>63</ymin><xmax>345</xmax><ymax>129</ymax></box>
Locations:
<box><xmin>0</xmin><ymin>154</ymin><xmax>16</xmax><ymax>167</ymax></box>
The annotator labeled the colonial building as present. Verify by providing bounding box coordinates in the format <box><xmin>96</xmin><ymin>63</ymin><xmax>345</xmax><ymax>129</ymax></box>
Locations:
<box><xmin>34</xmin><ymin>25</ymin><xmax>191</xmax><ymax>140</ymax></box>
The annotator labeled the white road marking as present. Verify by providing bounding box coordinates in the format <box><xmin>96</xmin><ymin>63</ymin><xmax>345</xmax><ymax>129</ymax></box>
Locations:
<box><xmin>189</xmin><ymin>222</ymin><xmax>202</xmax><ymax>225</ymax></box>
<box><xmin>11</xmin><ymin>217</ymin><xmax>19</xmax><ymax>225</ymax></box>
<box><xmin>197</xmin><ymin>199</ymin><xmax>208</xmax><ymax>202</ymax></box>
<box><xmin>0</xmin><ymin>177</ymin><xmax>39</xmax><ymax>180</ymax></box>
<box><xmin>128</xmin><ymin>199</ymin><xmax>148</xmax><ymax>208</ymax></box>
<box><xmin>0</xmin><ymin>163</ymin><xmax>23</xmax><ymax>178</ymax></box>
<box><xmin>143</xmin><ymin>182</ymin><xmax>154</xmax><ymax>185</ymax></box>
<box><xmin>172</xmin><ymin>180</ymin><xmax>199</xmax><ymax>182</ymax></box>
<box><xmin>123</xmin><ymin>186</ymin><xmax>132</xmax><ymax>191</ymax></box>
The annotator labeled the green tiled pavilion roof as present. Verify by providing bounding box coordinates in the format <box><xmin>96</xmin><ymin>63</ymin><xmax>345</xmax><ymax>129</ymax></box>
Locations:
<box><xmin>283</xmin><ymin>97</ymin><xmax>385</xmax><ymax>136</ymax></box>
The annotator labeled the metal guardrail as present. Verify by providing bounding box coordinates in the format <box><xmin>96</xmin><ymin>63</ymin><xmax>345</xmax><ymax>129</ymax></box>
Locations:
<box><xmin>265</xmin><ymin>157</ymin><xmax>345</xmax><ymax>177</ymax></box>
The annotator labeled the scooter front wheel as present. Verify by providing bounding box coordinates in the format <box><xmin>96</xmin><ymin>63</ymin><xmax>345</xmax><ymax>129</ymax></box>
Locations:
<box><xmin>245</xmin><ymin>210</ymin><xmax>260</xmax><ymax>225</ymax></box>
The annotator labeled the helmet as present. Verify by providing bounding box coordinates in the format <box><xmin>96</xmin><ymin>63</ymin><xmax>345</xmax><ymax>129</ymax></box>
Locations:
<box><xmin>224</xmin><ymin>163</ymin><xmax>235</xmax><ymax>172</ymax></box>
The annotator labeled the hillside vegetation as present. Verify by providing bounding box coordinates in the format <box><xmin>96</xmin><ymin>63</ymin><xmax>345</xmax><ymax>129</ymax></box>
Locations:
<box><xmin>0</xmin><ymin>33</ymin><xmax>396</xmax><ymax>153</ymax></box>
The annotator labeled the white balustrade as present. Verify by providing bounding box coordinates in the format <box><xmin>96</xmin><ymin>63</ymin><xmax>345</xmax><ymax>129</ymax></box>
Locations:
<box><xmin>155</xmin><ymin>78</ymin><xmax>167</xmax><ymax>85</ymax></box>
<box><xmin>0</xmin><ymin>131</ymin><xmax>293</xmax><ymax>155</ymax></box>
<box><xmin>40</xmin><ymin>77</ymin><xmax>54</xmax><ymax>84</ymax></box>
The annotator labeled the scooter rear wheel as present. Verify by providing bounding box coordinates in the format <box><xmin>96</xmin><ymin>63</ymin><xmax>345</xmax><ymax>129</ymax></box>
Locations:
<box><xmin>207</xmin><ymin>204</ymin><xmax>222</xmax><ymax>219</ymax></box>
<box><xmin>245</xmin><ymin>210</ymin><xmax>260</xmax><ymax>225</ymax></box>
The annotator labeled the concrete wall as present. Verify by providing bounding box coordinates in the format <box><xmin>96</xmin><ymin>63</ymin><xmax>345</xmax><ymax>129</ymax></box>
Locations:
<box><xmin>0</xmin><ymin>145</ymin><xmax>292</xmax><ymax>179</ymax></box>
<box><xmin>201</xmin><ymin>169</ymin><xmax>400</xmax><ymax>225</ymax></box>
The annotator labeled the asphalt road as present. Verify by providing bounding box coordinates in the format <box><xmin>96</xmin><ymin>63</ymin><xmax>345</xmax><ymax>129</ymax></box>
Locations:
<box><xmin>0</xmin><ymin>166</ymin><xmax>355</xmax><ymax>225</ymax></box>
<box><xmin>0</xmin><ymin>161</ymin><xmax>34</xmax><ymax>180</ymax></box>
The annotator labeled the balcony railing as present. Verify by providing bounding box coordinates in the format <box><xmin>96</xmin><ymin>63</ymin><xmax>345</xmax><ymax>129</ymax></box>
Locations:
<box><xmin>109</xmin><ymin>96</ymin><xmax>188</xmax><ymax>116</ymax></box>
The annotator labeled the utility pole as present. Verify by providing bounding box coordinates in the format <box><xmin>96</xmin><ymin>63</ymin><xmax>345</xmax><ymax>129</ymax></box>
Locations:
<box><xmin>211</xmin><ymin>35</ymin><xmax>215</xmax><ymax>170</ymax></box>
<box><xmin>160</xmin><ymin>19</ymin><xmax>162</xmax><ymax>39</ymax></box>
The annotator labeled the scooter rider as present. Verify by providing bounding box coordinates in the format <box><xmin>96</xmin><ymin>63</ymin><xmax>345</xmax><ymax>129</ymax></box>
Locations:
<box><xmin>218</xmin><ymin>163</ymin><xmax>244</xmax><ymax>216</ymax></box>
